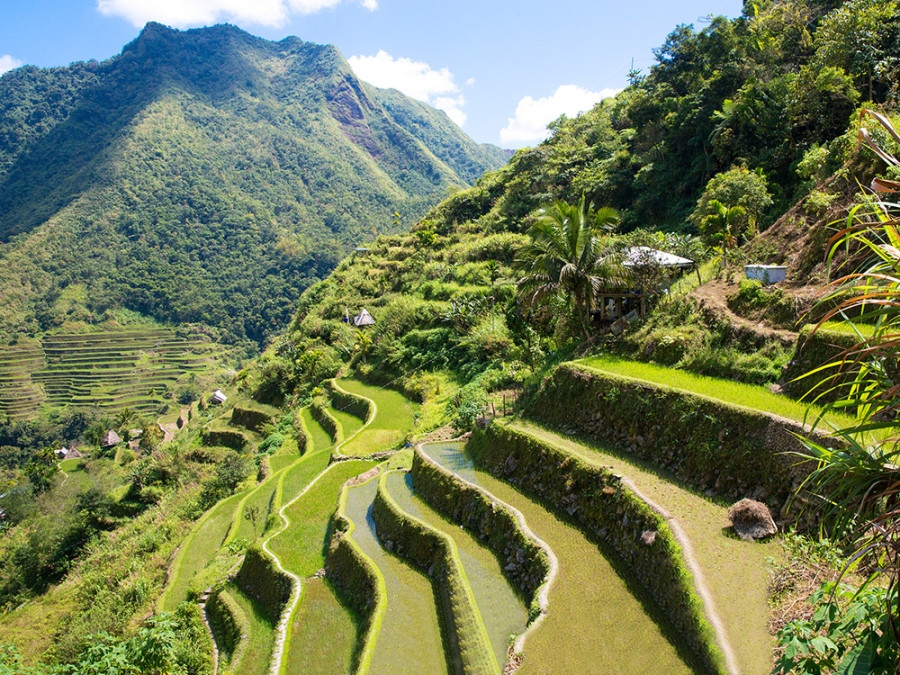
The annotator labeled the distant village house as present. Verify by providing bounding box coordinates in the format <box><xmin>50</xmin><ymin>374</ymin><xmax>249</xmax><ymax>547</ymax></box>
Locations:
<box><xmin>208</xmin><ymin>389</ymin><xmax>227</xmax><ymax>405</ymax></box>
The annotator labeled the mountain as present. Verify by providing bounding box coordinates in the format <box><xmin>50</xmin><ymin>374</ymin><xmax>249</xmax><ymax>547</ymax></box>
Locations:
<box><xmin>0</xmin><ymin>23</ymin><xmax>509</xmax><ymax>346</ymax></box>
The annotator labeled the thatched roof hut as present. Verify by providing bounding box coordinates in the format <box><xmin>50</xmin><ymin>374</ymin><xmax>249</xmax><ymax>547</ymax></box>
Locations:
<box><xmin>101</xmin><ymin>430</ymin><xmax>122</xmax><ymax>448</ymax></box>
<box><xmin>353</xmin><ymin>308</ymin><xmax>375</xmax><ymax>327</ymax></box>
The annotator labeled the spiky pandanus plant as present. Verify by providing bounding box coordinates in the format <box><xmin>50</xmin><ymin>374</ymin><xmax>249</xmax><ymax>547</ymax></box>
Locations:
<box><xmin>784</xmin><ymin>109</ymin><xmax>900</xmax><ymax>672</ymax></box>
<box><xmin>515</xmin><ymin>195</ymin><xmax>623</xmax><ymax>339</ymax></box>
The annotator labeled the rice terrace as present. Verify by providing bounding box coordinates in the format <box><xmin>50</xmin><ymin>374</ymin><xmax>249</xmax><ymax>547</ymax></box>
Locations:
<box><xmin>2</xmin><ymin>2</ymin><xmax>900</xmax><ymax>674</ymax></box>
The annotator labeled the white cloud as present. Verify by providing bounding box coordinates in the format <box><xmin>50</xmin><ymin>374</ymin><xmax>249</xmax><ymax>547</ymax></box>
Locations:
<box><xmin>96</xmin><ymin>0</ymin><xmax>376</xmax><ymax>28</ymax></box>
<box><xmin>349</xmin><ymin>50</ymin><xmax>467</xmax><ymax>127</ymax></box>
<box><xmin>0</xmin><ymin>54</ymin><xmax>23</xmax><ymax>75</ymax></box>
<box><xmin>500</xmin><ymin>84</ymin><xmax>620</xmax><ymax>146</ymax></box>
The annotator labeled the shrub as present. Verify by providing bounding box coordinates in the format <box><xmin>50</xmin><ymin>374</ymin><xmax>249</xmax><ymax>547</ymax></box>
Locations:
<box><xmin>447</xmin><ymin>381</ymin><xmax>488</xmax><ymax>433</ymax></box>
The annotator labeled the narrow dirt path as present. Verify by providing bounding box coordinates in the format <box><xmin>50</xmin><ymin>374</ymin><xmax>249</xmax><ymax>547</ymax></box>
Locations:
<box><xmin>691</xmin><ymin>277</ymin><xmax>798</xmax><ymax>345</ymax></box>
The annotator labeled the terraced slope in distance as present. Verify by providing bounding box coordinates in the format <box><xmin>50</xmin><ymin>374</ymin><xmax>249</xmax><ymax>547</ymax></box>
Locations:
<box><xmin>420</xmin><ymin>442</ymin><xmax>694</xmax><ymax>674</ymax></box>
<box><xmin>507</xmin><ymin>419</ymin><xmax>777</xmax><ymax>674</ymax></box>
<box><xmin>0</xmin><ymin>342</ymin><xmax>45</xmax><ymax>420</ymax></box>
<box><xmin>0</xmin><ymin>327</ymin><xmax>224</xmax><ymax>418</ymax></box>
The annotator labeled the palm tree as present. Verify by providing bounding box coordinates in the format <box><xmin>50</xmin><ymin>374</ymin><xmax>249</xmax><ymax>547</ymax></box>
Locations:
<box><xmin>516</xmin><ymin>195</ymin><xmax>620</xmax><ymax>338</ymax></box>
<box><xmin>699</xmin><ymin>199</ymin><xmax>747</xmax><ymax>268</ymax></box>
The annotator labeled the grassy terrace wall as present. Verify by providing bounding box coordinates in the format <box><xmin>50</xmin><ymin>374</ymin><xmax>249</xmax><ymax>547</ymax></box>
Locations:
<box><xmin>206</xmin><ymin>588</ymin><xmax>248</xmax><ymax>663</ymax></box>
<box><xmin>231</xmin><ymin>405</ymin><xmax>275</xmax><ymax>433</ymax></box>
<box><xmin>311</xmin><ymin>402</ymin><xmax>342</xmax><ymax>445</ymax></box>
<box><xmin>371</xmin><ymin>473</ymin><xmax>498</xmax><ymax>675</ymax></box>
<box><xmin>411</xmin><ymin>448</ymin><xmax>549</xmax><ymax>609</ymax></box>
<box><xmin>526</xmin><ymin>363</ymin><xmax>821</xmax><ymax>508</ymax></box>
<box><xmin>326</xmin><ymin>483</ymin><xmax>387</xmax><ymax>674</ymax></box>
<box><xmin>328</xmin><ymin>381</ymin><xmax>373</xmax><ymax>422</ymax></box>
<box><xmin>468</xmin><ymin>424</ymin><xmax>726</xmax><ymax>675</ymax></box>
<box><xmin>203</xmin><ymin>426</ymin><xmax>249</xmax><ymax>451</ymax></box>
<box><xmin>781</xmin><ymin>324</ymin><xmax>871</xmax><ymax>403</ymax></box>
<box><xmin>233</xmin><ymin>545</ymin><xmax>292</xmax><ymax>624</ymax></box>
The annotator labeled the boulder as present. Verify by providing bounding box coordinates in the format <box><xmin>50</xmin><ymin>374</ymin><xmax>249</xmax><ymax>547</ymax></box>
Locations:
<box><xmin>728</xmin><ymin>498</ymin><xmax>777</xmax><ymax>540</ymax></box>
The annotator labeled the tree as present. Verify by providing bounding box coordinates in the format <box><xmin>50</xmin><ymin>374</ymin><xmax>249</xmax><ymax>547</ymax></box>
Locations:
<box><xmin>812</xmin><ymin>0</ymin><xmax>900</xmax><ymax>101</ymax></box>
<box><xmin>139</xmin><ymin>425</ymin><xmax>163</xmax><ymax>452</ymax></box>
<box><xmin>516</xmin><ymin>196</ymin><xmax>620</xmax><ymax>338</ymax></box>
<box><xmin>690</xmin><ymin>166</ymin><xmax>773</xmax><ymax>234</ymax></box>
<box><xmin>24</xmin><ymin>448</ymin><xmax>58</xmax><ymax>493</ymax></box>
<box><xmin>699</xmin><ymin>199</ymin><xmax>747</xmax><ymax>267</ymax></box>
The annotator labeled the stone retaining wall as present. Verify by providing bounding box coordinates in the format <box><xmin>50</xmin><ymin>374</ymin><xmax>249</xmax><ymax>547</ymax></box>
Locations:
<box><xmin>468</xmin><ymin>423</ymin><xmax>726</xmax><ymax>675</ymax></box>
<box><xmin>525</xmin><ymin>363</ymin><xmax>823</xmax><ymax>512</ymax></box>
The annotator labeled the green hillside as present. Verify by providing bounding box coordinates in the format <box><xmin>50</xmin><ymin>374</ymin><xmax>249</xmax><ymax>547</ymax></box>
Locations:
<box><xmin>0</xmin><ymin>22</ymin><xmax>509</xmax><ymax>346</ymax></box>
<box><xmin>2</xmin><ymin>1</ymin><xmax>900</xmax><ymax>673</ymax></box>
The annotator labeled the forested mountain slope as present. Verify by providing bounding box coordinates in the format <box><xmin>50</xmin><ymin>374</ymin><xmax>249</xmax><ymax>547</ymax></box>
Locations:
<box><xmin>0</xmin><ymin>22</ymin><xmax>508</xmax><ymax>346</ymax></box>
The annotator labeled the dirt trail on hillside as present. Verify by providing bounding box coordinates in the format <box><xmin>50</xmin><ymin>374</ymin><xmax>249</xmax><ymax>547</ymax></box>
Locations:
<box><xmin>691</xmin><ymin>277</ymin><xmax>800</xmax><ymax>345</ymax></box>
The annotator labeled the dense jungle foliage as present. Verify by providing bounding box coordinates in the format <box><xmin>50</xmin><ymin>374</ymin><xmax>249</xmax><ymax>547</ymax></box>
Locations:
<box><xmin>0</xmin><ymin>22</ymin><xmax>509</xmax><ymax>347</ymax></box>
<box><xmin>258</xmin><ymin>0</ymin><xmax>900</xmax><ymax>406</ymax></box>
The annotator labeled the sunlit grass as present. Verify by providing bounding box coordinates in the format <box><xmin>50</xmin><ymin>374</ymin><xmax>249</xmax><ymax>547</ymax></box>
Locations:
<box><xmin>269</xmin><ymin>460</ymin><xmax>375</xmax><ymax>577</ymax></box>
<box><xmin>222</xmin><ymin>584</ymin><xmax>276</xmax><ymax>675</ymax></box>
<box><xmin>285</xmin><ymin>577</ymin><xmax>359</xmax><ymax>674</ymax></box>
<box><xmin>299</xmin><ymin>406</ymin><xmax>333</xmax><ymax>453</ymax></box>
<box><xmin>574</xmin><ymin>354</ymin><xmax>855</xmax><ymax>429</ymax></box>
<box><xmin>159</xmin><ymin>490</ymin><xmax>244</xmax><ymax>611</ymax></box>
<box><xmin>335</xmin><ymin>378</ymin><xmax>418</xmax><ymax>456</ymax></box>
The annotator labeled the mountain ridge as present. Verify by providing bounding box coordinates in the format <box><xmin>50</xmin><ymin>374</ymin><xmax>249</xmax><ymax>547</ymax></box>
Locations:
<box><xmin>0</xmin><ymin>22</ymin><xmax>509</xmax><ymax>345</ymax></box>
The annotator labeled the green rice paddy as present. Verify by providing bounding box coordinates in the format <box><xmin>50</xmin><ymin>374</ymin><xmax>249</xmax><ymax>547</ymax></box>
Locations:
<box><xmin>299</xmin><ymin>406</ymin><xmax>334</xmax><ymax>452</ymax></box>
<box><xmin>385</xmin><ymin>471</ymin><xmax>529</xmax><ymax>670</ymax></box>
<box><xmin>284</xmin><ymin>577</ymin><xmax>359</xmax><ymax>674</ymax></box>
<box><xmin>269</xmin><ymin>460</ymin><xmax>375</xmax><ymax>576</ymax></box>
<box><xmin>420</xmin><ymin>442</ymin><xmax>693</xmax><ymax>674</ymax></box>
<box><xmin>509</xmin><ymin>420</ymin><xmax>777</xmax><ymax>674</ymax></box>
<box><xmin>220</xmin><ymin>585</ymin><xmax>276</xmax><ymax>675</ymax></box>
<box><xmin>160</xmin><ymin>490</ymin><xmax>245</xmax><ymax>611</ymax></box>
<box><xmin>333</xmin><ymin>379</ymin><xmax>419</xmax><ymax>457</ymax></box>
<box><xmin>575</xmin><ymin>354</ymin><xmax>855</xmax><ymax>428</ymax></box>
<box><xmin>344</xmin><ymin>478</ymin><xmax>448</xmax><ymax>674</ymax></box>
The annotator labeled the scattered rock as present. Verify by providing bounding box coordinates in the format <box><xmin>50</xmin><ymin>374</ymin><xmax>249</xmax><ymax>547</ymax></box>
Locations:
<box><xmin>640</xmin><ymin>530</ymin><xmax>657</xmax><ymax>546</ymax></box>
<box><xmin>728</xmin><ymin>498</ymin><xmax>777</xmax><ymax>540</ymax></box>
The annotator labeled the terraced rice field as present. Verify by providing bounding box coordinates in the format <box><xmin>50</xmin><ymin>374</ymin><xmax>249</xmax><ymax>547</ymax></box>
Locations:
<box><xmin>420</xmin><ymin>442</ymin><xmax>694</xmax><ymax>674</ymax></box>
<box><xmin>218</xmin><ymin>584</ymin><xmax>277</xmax><ymax>675</ymax></box>
<box><xmin>506</xmin><ymin>420</ymin><xmax>778</xmax><ymax>674</ymax></box>
<box><xmin>576</xmin><ymin>354</ymin><xmax>854</xmax><ymax>429</ymax></box>
<box><xmin>343</xmin><ymin>477</ymin><xmax>448</xmax><ymax>674</ymax></box>
<box><xmin>0</xmin><ymin>328</ymin><xmax>222</xmax><ymax>419</ymax></box>
<box><xmin>333</xmin><ymin>378</ymin><xmax>419</xmax><ymax>457</ymax></box>
<box><xmin>384</xmin><ymin>471</ymin><xmax>529</xmax><ymax>670</ymax></box>
<box><xmin>284</xmin><ymin>577</ymin><xmax>359</xmax><ymax>674</ymax></box>
<box><xmin>194</xmin><ymin>371</ymin><xmax>793</xmax><ymax>674</ymax></box>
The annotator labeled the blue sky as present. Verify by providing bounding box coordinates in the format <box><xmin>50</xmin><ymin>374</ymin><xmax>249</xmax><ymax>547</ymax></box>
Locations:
<box><xmin>0</xmin><ymin>0</ymin><xmax>743</xmax><ymax>147</ymax></box>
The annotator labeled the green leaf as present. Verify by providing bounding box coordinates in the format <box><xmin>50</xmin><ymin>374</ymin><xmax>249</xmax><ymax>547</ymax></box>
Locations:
<box><xmin>835</xmin><ymin>636</ymin><xmax>876</xmax><ymax>675</ymax></box>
